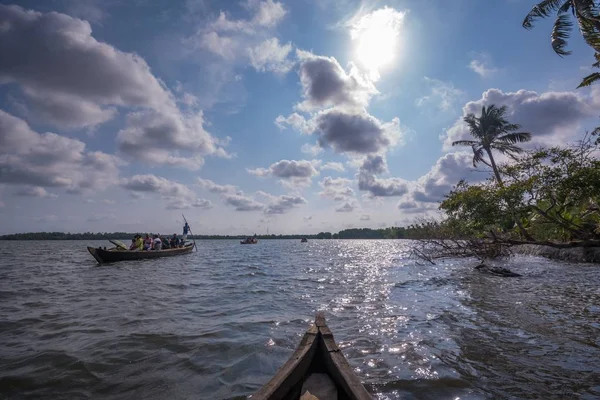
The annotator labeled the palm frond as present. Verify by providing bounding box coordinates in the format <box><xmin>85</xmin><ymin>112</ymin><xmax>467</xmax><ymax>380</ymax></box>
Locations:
<box><xmin>593</xmin><ymin>51</ymin><xmax>600</xmax><ymax>68</ymax></box>
<box><xmin>552</xmin><ymin>14</ymin><xmax>574</xmax><ymax>55</ymax></box>
<box><xmin>502</xmin><ymin>123</ymin><xmax>522</xmax><ymax>132</ymax></box>
<box><xmin>523</xmin><ymin>0</ymin><xmax>569</xmax><ymax>29</ymax></box>
<box><xmin>452</xmin><ymin>140</ymin><xmax>478</xmax><ymax>147</ymax></box>
<box><xmin>577</xmin><ymin>72</ymin><xmax>600</xmax><ymax>87</ymax></box>
<box><xmin>496</xmin><ymin>132</ymin><xmax>532</xmax><ymax>144</ymax></box>
<box><xmin>577</xmin><ymin>16</ymin><xmax>600</xmax><ymax>53</ymax></box>
<box><xmin>463</xmin><ymin>114</ymin><xmax>485</xmax><ymax>139</ymax></box>
<box><xmin>472</xmin><ymin>146</ymin><xmax>490</xmax><ymax>167</ymax></box>
<box><xmin>559</xmin><ymin>0</ymin><xmax>572</xmax><ymax>14</ymax></box>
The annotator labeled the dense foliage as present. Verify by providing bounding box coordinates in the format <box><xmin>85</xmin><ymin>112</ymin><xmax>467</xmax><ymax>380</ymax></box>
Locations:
<box><xmin>440</xmin><ymin>133</ymin><xmax>600</xmax><ymax>244</ymax></box>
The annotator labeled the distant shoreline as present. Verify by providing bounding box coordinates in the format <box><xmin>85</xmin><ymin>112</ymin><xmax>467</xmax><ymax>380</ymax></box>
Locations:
<box><xmin>0</xmin><ymin>228</ymin><xmax>422</xmax><ymax>241</ymax></box>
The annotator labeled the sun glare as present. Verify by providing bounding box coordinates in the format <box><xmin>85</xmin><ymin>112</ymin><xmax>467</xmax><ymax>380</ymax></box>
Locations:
<box><xmin>350</xmin><ymin>7</ymin><xmax>405</xmax><ymax>80</ymax></box>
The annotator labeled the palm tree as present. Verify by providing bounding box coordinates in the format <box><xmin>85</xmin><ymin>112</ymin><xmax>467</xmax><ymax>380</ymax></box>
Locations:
<box><xmin>452</xmin><ymin>105</ymin><xmax>531</xmax><ymax>185</ymax></box>
<box><xmin>522</xmin><ymin>0</ymin><xmax>600</xmax><ymax>87</ymax></box>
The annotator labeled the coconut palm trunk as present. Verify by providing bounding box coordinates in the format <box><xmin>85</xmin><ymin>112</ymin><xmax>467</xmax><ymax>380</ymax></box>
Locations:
<box><xmin>452</xmin><ymin>105</ymin><xmax>535</xmax><ymax>241</ymax></box>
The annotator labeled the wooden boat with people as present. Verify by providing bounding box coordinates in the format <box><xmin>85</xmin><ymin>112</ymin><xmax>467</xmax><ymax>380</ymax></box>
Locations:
<box><xmin>253</xmin><ymin>313</ymin><xmax>372</xmax><ymax>400</ymax></box>
<box><xmin>241</xmin><ymin>237</ymin><xmax>259</xmax><ymax>244</ymax></box>
<box><xmin>87</xmin><ymin>241</ymin><xmax>195</xmax><ymax>264</ymax></box>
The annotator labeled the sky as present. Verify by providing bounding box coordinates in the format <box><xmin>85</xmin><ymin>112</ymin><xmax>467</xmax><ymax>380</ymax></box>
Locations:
<box><xmin>0</xmin><ymin>0</ymin><xmax>599</xmax><ymax>235</ymax></box>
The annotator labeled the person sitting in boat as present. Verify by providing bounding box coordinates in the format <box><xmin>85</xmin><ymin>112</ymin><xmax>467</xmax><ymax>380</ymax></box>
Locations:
<box><xmin>161</xmin><ymin>235</ymin><xmax>171</xmax><ymax>249</ymax></box>
<box><xmin>152</xmin><ymin>234</ymin><xmax>162</xmax><ymax>250</ymax></box>
<box><xmin>143</xmin><ymin>234</ymin><xmax>152</xmax><ymax>250</ymax></box>
<box><xmin>134</xmin><ymin>235</ymin><xmax>143</xmax><ymax>251</ymax></box>
<box><xmin>129</xmin><ymin>237</ymin><xmax>137</xmax><ymax>250</ymax></box>
<box><xmin>170</xmin><ymin>234</ymin><xmax>179</xmax><ymax>248</ymax></box>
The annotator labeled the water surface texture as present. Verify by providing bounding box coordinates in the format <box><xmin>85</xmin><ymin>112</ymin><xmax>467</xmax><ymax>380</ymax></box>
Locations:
<box><xmin>1</xmin><ymin>240</ymin><xmax>599</xmax><ymax>399</ymax></box>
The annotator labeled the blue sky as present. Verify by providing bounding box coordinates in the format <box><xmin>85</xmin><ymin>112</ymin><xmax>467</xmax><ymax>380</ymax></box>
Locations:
<box><xmin>0</xmin><ymin>0</ymin><xmax>599</xmax><ymax>235</ymax></box>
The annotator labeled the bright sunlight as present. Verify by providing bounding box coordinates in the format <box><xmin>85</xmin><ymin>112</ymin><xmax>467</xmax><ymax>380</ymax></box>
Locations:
<box><xmin>350</xmin><ymin>7</ymin><xmax>405</xmax><ymax>80</ymax></box>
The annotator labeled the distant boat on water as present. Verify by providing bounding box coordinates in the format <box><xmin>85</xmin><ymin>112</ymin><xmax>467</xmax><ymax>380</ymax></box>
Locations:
<box><xmin>240</xmin><ymin>237</ymin><xmax>258</xmax><ymax>244</ymax></box>
<box><xmin>300</xmin><ymin>237</ymin><xmax>308</xmax><ymax>243</ymax></box>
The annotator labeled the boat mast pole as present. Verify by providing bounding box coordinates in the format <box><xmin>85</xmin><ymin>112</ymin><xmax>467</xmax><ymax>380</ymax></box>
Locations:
<box><xmin>182</xmin><ymin>214</ymin><xmax>197</xmax><ymax>252</ymax></box>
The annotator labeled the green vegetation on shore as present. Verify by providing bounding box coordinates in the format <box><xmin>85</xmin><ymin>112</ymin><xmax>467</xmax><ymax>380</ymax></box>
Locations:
<box><xmin>0</xmin><ymin>226</ymin><xmax>431</xmax><ymax>241</ymax></box>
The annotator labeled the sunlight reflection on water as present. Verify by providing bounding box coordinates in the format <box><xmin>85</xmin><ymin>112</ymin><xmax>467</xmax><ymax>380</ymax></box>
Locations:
<box><xmin>0</xmin><ymin>240</ymin><xmax>599</xmax><ymax>399</ymax></box>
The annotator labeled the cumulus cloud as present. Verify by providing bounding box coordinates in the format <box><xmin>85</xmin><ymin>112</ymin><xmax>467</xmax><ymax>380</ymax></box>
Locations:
<box><xmin>315</xmin><ymin>109</ymin><xmax>402</xmax><ymax>154</ymax></box>
<box><xmin>0</xmin><ymin>5</ymin><xmax>170</xmax><ymax>128</ymax></box>
<box><xmin>300</xmin><ymin>143</ymin><xmax>324</xmax><ymax>156</ymax></box>
<box><xmin>188</xmin><ymin>0</ymin><xmax>293</xmax><ymax>74</ymax></box>
<box><xmin>318</xmin><ymin>176</ymin><xmax>359</xmax><ymax>212</ymax></box>
<box><xmin>223</xmin><ymin>193</ymin><xmax>265</xmax><ymax>211</ymax></box>
<box><xmin>295</xmin><ymin>50</ymin><xmax>377</xmax><ymax>112</ymax></box>
<box><xmin>14</xmin><ymin>186</ymin><xmax>57</xmax><ymax>198</ymax></box>
<box><xmin>197</xmin><ymin>178</ymin><xmax>239</xmax><ymax>194</ymax></box>
<box><xmin>257</xmin><ymin>191</ymin><xmax>308</xmax><ymax>214</ymax></box>
<box><xmin>416</xmin><ymin>77</ymin><xmax>464</xmax><ymax>112</ymax></box>
<box><xmin>248</xmin><ymin>38</ymin><xmax>294</xmax><ymax>74</ymax></box>
<box><xmin>335</xmin><ymin>200</ymin><xmax>359</xmax><ymax>212</ymax></box>
<box><xmin>116</xmin><ymin>109</ymin><xmax>230</xmax><ymax>170</ymax></box>
<box><xmin>359</xmin><ymin>154</ymin><xmax>388</xmax><ymax>174</ymax></box>
<box><xmin>120</xmin><ymin>174</ymin><xmax>211</xmax><ymax>210</ymax></box>
<box><xmin>356</xmin><ymin>155</ymin><xmax>408</xmax><ymax>197</ymax></box>
<box><xmin>277</xmin><ymin>50</ymin><xmax>405</xmax><ymax>159</ymax></box>
<box><xmin>247</xmin><ymin>159</ymin><xmax>319</xmax><ymax>188</ymax></box>
<box><xmin>319</xmin><ymin>177</ymin><xmax>355</xmax><ymax>201</ymax></box>
<box><xmin>275</xmin><ymin>112</ymin><xmax>314</xmax><ymax>134</ymax></box>
<box><xmin>0</xmin><ymin>5</ymin><xmax>230</xmax><ymax>169</ymax></box>
<box><xmin>0</xmin><ymin>110</ymin><xmax>120</xmax><ymax>193</ymax></box>
<box><xmin>442</xmin><ymin>88</ymin><xmax>598</xmax><ymax>150</ymax></box>
<box><xmin>412</xmin><ymin>152</ymin><xmax>483</xmax><ymax>203</ymax></box>
<box><xmin>321</xmin><ymin>162</ymin><xmax>345</xmax><ymax>172</ymax></box>
<box><xmin>468</xmin><ymin>52</ymin><xmax>499</xmax><ymax>78</ymax></box>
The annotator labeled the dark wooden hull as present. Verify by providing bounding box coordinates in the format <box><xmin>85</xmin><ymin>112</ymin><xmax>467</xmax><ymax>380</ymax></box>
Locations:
<box><xmin>87</xmin><ymin>243</ymin><xmax>194</xmax><ymax>264</ymax></box>
<box><xmin>241</xmin><ymin>240</ymin><xmax>258</xmax><ymax>244</ymax></box>
<box><xmin>253</xmin><ymin>313</ymin><xmax>372</xmax><ymax>400</ymax></box>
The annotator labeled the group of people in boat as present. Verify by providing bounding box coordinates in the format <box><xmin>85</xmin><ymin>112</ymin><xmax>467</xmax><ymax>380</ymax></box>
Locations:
<box><xmin>128</xmin><ymin>223</ymin><xmax>190</xmax><ymax>251</ymax></box>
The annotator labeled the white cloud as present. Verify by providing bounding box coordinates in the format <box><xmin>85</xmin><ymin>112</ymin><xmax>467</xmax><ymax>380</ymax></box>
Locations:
<box><xmin>0</xmin><ymin>5</ymin><xmax>171</xmax><ymax>128</ymax></box>
<box><xmin>248</xmin><ymin>38</ymin><xmax>294</xmax><ymax>74</ymax></box>
<box><xmin>416</xmin><ymin>77</ymin><xmax>464</xmax><ymax>112</ymax></box>
<box><xmin>442</xmin><ymin>88</ymin><xmax>598</xmax><ymax>150</ymax></box>
<box><xmin>315</xmin><ymin>109</ymin><xmax>403</xmax><ymax>155</ymax></box>
<box><xmin>257</xmin><ymin>191</ymin><xmax>308</xmax><ymax>214</ymax></box>
<box><xmin>14</xmin><ymin>186</ymin><xmax>57</xmax><ymax>198</ymax></box>
<box><xmin>197</xmin><ymin>178</ymin><xmax>239</xmax><ymax>194</ymax></box>
<box><xmin>120</xmin><ymin>174</ymin><xmax>211</xmax><ymax>210</ymax></box>
<box><xmin>0</xmin><ymin>5</ymin><xmax>230</xmax><ymax>169</ymax></box>
<box><xmin>357</xmin><ymin>155</ymin><xmax>409</xmax><ymax>197</ymax></box>
<box><xmin>0</xmin><ymin>110</ymin><xmax>121</xmax><ymax>193</ymax></box>
<box><xmin>412</xmin><ymin>152</ymin><xmax>482</xmax><ymax>203</ymax></box>
<box><xmin>321</xmin><ymin>162</ymin><xmax>345</xmax><ymax>172</ymax></box>
<box><xmin>335</xmin><ymin>200</ymin><xmax>359</xmax><ymax>212</ymax></box>
<box><xmin>247</xmin><ymin>159</ymin><xmax>319</xmax><ymax>188</ymax></box>
<box><xmin>223</xmin><ymin>193</ymin><xmax>265</xmax><ymax>211</ymax></box>
<box><xmin>116</xmin><ymin>109</ymin><xmax>230</xmax><ymax>170</ymax></box>
<box><xmin>295</xmin><ymin>50</ymin><xmax>378</xmax><ymax>112</ymax></box>
<box><xmin>468</xmin><ymin>52</ymin><xmax>499</xmax><ymax>78</ymax></box>
<box><xmin>188</xmin><ymin>0</ymin><xmax>292</xmax><ymax>75</ymax></box>
<box><xmin>319</xmin><ymin>176</ymin><xmax>355</xmax><ymax>201</ymax></box>
<box><xmin>300</xmin><ymin>143</ymin><xmax>324</xmax><ymax>156</ymax></box>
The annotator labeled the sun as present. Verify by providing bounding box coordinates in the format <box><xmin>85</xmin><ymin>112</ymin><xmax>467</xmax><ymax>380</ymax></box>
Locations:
<box><xmin>350</xmin><ymin>7</ymin><xmax>405</xmax><ymax>79</ymax></box>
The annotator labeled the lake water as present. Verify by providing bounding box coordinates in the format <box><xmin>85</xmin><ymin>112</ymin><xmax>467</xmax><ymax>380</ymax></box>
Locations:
<box><xmin>0</xmin><ymin>239</ymin><xmax>599</xmax><ymax>399</ymax></box>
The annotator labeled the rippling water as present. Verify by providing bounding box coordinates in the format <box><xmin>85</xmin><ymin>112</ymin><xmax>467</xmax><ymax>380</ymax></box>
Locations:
<box><xmin>1</xmin><ymin>239</ymin><xmax>599</xmax><ymax>399</ymax></box>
